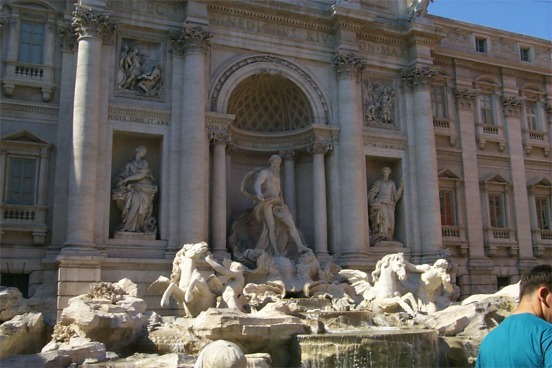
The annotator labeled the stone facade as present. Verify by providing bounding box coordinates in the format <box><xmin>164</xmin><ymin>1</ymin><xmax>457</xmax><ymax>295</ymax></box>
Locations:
<box><xmin>0</xmin><ymin>0</ymin><xmax>550</xmax><ymax>313</ymax></box>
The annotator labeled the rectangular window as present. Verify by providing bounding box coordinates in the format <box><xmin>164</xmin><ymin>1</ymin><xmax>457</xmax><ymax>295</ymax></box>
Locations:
<box><xmin>431</xmin><ymin>85</ymin><xmax>447</xmax><ymax>118</ymax></box>
<box><xmin>439</xmin><ymin>190</ymin><xmax>456</xmax><ymax>226</ymax></box>
<box><xmin>7</xmin><ymin>157</ymin><xmax>37</xmax><ymax>205</ymax></box>
<box><xmin>480</xmin><ymin>94</ymin><xmax>494</xmax><ymax>125</ymax></box>
<box><xmin>489</xmin><ymin>193</ymin><xmax>505</xmax><ymax>228</ymax></box>
<box><xmin>520</xmin><ymin>47</ymin><xmax>531</xmax><ymax>62</ymax></box>
<box><xmin>475</xmin><ymin>37</ymin><xmax>487</xmax><ymax>53</ymax></box>
<box><xmin>0</xmin><ymin>273</ymin><xmax>30</xmax><ymax>298</ymax></box>
<box><xmin>18</xmin><ymin>21</ymin><xmax>44</xmax><ymax>64</ymax></box>
<box><xmin>526</xmin><ymin>101</ymin><xmax>538</xmax><ymax>131</ymax></box>
<box><xmin>535</xmin><ymin>196</ymin><xmax>550</xmax><ymax>230</ymax></box>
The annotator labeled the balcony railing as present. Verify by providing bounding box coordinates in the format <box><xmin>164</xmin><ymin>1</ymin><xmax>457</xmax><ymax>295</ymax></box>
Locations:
<box><xmin>1</xmin><ymin>204</ymin><xmax>48</xmax><ymax>245</ymax></box>
<box><xmin>522</xmin><ymin>129</ymin><xmax>550</xmax><ymax>156</ymax></box>
<box><xmin>2</xmin><ymin>61</ymin><xmax>54</xmax><ymax>101</ymax></box>
<box><xmin>476</xmin><ymin>123</ymin><xmax>506</xmax><ymax>151</ymax></box>
<box><xmin>483</xmin><ymin>227</ymin><xmax>518</xmax><ymax>257</ymax></box>
<box><xmin>441</xmin><ymin>225</ymin><xmax>468</xmax><ymax>255</ymax></box>
<box><xmin>532</xmin><ymin>228</ymin><xmax>552</xmax><ymax>258</ymax></box>
<box><xmin>433</xmin><ymin>118</ymin><xmax>457</xmax><ymax>146</ymax></box>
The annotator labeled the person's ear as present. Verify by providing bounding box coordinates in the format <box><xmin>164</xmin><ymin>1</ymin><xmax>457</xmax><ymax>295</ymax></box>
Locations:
<box><xmin>537</xmin><ymin>287</ymin><xmax>550</xmax><ymax>305</ymax></box>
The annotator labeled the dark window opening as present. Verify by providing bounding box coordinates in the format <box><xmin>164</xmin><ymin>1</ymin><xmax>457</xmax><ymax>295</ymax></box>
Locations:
<box><xmin>1</xmin><ymin>273</ymin><xmax>30</xmax><ymax>298</ymax></box>
<box><xmin>497</xmin><ymin>276</ymin><xmax>510</xmax><ymax>290</ymax></box>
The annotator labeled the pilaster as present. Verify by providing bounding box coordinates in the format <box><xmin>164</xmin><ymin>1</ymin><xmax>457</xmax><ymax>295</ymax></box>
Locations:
<box><xmin>454</xmin><ymin>87</ymin><xmax>488</xmax><ymax>260</ymax></box>
<box><xmin>502</xmin><ymin>94</ymin><xmax>534</xmax><ymax>261</ymax></box>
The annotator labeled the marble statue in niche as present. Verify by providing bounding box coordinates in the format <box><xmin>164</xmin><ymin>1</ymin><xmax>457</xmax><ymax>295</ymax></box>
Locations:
<box><xmin>368</xmin><ymin>166</ymin><xmax>404</xmax><ymax>243</ymax></box>
<box><xmin>116</xmin><ymin>40</ymin><xmax>163</xmax><ymax>97</ymax></box>
<box><xmin>112</xmin><ymin>145</ymin><xmax>158</xmax><ymax>237</ymax></box>
<box><xmin>363</xmin><ymin>80</ymin><xmax>396</xmax><ymax>126</ymax></box>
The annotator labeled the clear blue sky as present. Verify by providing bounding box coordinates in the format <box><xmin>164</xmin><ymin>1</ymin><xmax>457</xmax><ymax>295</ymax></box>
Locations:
<box><xmin>429</xmin><ymin>0</ymin><xmax>552</xmax><ymax>41</ymax></box>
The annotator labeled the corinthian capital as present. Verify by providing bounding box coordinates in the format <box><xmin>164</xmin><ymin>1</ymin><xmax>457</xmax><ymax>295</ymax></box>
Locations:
<box><xmin>170</xmin><ymin>24</ymin><xmax>213</xmax><ymax>55</ymax></box>
<box><xmin>72</xmin><ymin>7</ymin><xmax>113</xmax><ymax>41</ymax></box>
<box><xmin>307</xmin><ymin>141</ymin><xmax>333</xmax><ymax>155</ymax></box>
<box><xmin>208</xmin><ymin>131</ymin><xmax>230</xmax><ymax>145</ymax></box>
<box><xmin>333</xmin><ymin>52</ymin><xmax>364</xmax><ymax>79</ymax></box>
<box><xmin>401</xmin><ymin>64</ymin><xmax>437</xmax><ymax>89</ymax></box>
<box><xmin>502</xmin><ymin>95</ymin><xmax>524</xmax><ymax>117</ymax></box>
<box><xmin>454</xmin><ymin>88</ymin><xmax>477</xmax><ymax>110</ymax></box>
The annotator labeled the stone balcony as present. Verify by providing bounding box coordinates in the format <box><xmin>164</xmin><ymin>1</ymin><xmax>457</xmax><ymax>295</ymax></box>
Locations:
<box><xmin>522</xmin><ymin>129</ymin><xmax>550</xmax><ymax>156</ymax></box>
<box><xmin>532</xmin><ymin>228</ymin><xmax>552</xmax><ymax>258</ymax></box>
<box><xmin>2</xmin><ymin>61</ymin><xmax>55</xmax><ymax>101</ymax></box>
<box><xmin>433</xmin><ymin>118</ymin><xmax>457</xmax><ymax>146</ymax></box>
<box><xmin>1</xmin><ymin>204</ymin><xmax>48</xmax><ymax>245</ymax></box>
<box><xmin>441</xmin><ymin>225</ymin><xmax>468</xmax><ymax>255</ymax></box>
<box><xmin>476</xmin><ymin>123</ymin><xmax>506</xmax><ymax>151</ymax></box>
<box><xmin>483</xmin><ymin>227</ymin><xmax>518</xmax><ymax>257</ymax></box>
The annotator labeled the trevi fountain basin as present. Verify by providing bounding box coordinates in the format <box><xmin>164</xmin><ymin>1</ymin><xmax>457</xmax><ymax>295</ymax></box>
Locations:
<box><xmin>0</xmin><ymin>155</ymin><xmax>519</xmax><ymax>367</ymax></box>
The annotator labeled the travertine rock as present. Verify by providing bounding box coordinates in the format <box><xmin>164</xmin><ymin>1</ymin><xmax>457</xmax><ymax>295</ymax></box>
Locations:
<box><xmin>0</xmin><ymin>287</ymin><xmax>29</xmax><ymax>322</ymax></box>
<box><xmin>0</xmin><ymin>312</ymin><xmax>45</xmax><ymax>359</ymax></box>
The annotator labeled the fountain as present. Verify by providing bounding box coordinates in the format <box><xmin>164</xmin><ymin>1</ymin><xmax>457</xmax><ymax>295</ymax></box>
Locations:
<box><xmin>0</xmin><ymin>155</ymin><xmax>520</xmax><ymax>367</ymax></box>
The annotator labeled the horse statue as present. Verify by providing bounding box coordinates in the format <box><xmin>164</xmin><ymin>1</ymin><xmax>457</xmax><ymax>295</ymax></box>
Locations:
<box><xmin>340</xmin><ymin>252</ymin><xmax>418</xmax><ymax>316</ymax></box>
<box><xmin>151</xmin><ymin>242</ymin><xmax>217</xmax><ymax>318</ymax></box>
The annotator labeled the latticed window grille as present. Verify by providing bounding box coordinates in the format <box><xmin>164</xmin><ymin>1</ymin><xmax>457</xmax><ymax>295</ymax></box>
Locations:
<box><xmin>228</xmin><ymin>74</ymin><xmax>313</xmax><ymax>132</ymax></box>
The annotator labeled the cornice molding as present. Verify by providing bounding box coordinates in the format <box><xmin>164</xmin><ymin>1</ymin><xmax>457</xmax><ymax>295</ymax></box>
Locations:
<box><xmin>1</xmin><ymin>102</ymin><xmax>58</xmax><ymax>115</ymax></box>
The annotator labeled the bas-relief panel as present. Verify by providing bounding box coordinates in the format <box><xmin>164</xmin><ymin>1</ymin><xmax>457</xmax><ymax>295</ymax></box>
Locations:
<box><xmin>114</xmin><ymin>35</ymin><xmax>167</xmax><ymax>102</ymax></box>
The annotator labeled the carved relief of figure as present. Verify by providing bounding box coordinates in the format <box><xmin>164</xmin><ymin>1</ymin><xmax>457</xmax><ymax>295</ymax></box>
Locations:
<box><xmin>363</xmin><ymin>81</ymin><xmax>395</xmax><ymax>125</ymax></box>
<box><xmin>242</xmin><ymin>155</ymin><xmax>310</xmax><ymax>257</ymax></box>
<box><xmin>381</xmin><ymin>87</ymin><xmax>395</xmax><ymax>124</ymax></box>
<box><xmin>122</xmin><ymin>47</ymin><xmax>142</xmax><ymax>90</ymax></box>
<box><xmin>112</xmin><ymin>146</ymin><xmax>158</xmax><ymax>234</ymax></box>
<box><xmin>137</xmin><ymin>63</ymin><xmax>161</xmax><ymax>96</ymax></box>
<box><xmin>368</xmin><ymin>167</ymin><xmax>404</xmax><ymax>242</ymax></box>
<box><xmin>116</xmin><ymin>44</ymin><xmax>130</xmax><ymax>89</ymax></box>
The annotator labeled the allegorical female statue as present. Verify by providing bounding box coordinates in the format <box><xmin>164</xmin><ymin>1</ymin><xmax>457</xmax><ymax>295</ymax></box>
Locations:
<box><xmin>112</xmin><ymin>146</ymin><xmax>158</xmax><ymax>235</ymax></box>
<box><xmin>368</xmin><ymin>166</ymin><xmax>404</xmax><ymax>242</ymax></box>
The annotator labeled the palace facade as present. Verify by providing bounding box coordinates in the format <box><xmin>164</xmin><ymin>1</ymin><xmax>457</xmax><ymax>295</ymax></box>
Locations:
<box><xmin>1</xmin><ymin>0</ymin><xmax>551</xmax><ymax>313</ymax></box>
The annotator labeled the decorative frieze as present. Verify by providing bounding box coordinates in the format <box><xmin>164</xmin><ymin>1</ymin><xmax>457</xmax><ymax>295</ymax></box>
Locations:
<box><xmin>71</xmin><ymin>7</ymin><xmax>114</xmax><ymax>43</ymax></box>
<box><xmin>333</xmin><ymin>52</ymin><xmax>364</xmax><ymax>79</ymax></box>
<box><xmin>170</xmin><ymin>25</ymin><xmax>213</xmax><ymax>55</ymax></box>
<box><xmin>108</xmin><ymin>105</ymin><xmax>171</xmax><ymax>126</ymax></box>
<box><xmin>454</xmin><ymin>88</ymin><xmax>477</xmax><ymax>110</ymax></box>
<box><xmin>401</xmin><ymin>65</ymin><xmax>437</xmax><ymax>89</ymax></box>
<box><xmin>502</xmin><ymin>95</ymin><xmax>524</xmax><ymax>117</ymax></box>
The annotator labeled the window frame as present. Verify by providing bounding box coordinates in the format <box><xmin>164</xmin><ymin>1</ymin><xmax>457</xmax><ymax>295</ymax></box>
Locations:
<box><xmin>519</xmin><ymin>44</ymin><xmax>533</xmax><ymax>62</ymax></box>
<box><xmin>474</xmin><ymin>35</ymin><xmax>490</xmax><ymax>54</ymax></box>
<box><xmin>18</xmin><ymin>20</ymin><xmax>45</xmax><ymax>65</ymax></box>
<box><xmin>5</xmin><ymin>155</ymin><xmax>38</xmax><ymax>206</ymax></box>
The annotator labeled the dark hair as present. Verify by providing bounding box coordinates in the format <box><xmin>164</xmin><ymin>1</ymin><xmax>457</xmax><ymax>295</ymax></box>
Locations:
<box><xmin>519</xmin><ymin>265</ymin><xmax>552</xmax><ymax>300</ymax></box>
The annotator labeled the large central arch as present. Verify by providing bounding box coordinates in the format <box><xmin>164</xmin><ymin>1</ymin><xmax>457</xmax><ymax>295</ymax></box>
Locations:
<box><xmin>209</xmin><ymin>55</ymin><xmax>331</xmax><ymax>126</ymax></box>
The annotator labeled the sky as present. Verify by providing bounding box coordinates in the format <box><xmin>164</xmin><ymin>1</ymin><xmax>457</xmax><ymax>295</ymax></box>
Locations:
<box><xmin>428</xmin><ymin>0</ymin><xmax>552</xmax><ymax>41</ymax></box>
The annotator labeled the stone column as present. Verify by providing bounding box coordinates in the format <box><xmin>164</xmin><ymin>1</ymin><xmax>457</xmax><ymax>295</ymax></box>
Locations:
<box><xmin>334</xmin><ymin>52</ymin><xmax>369</xmax><ymax>266</ymax></box>
<box><xmin>63</xmin><ymin>8</ymin><xmax>111</xmax><ymax>250</ymax></box>
<box><xmin>171</xmin><ymin>25</ymin><xmax>213</xmax><ymax>244</ymax></box>
<box><xmin>210</xmin><ymin>131</ymin><xmax>230</xmax><ymax>258</ymax></box>
<box><xmin>502</xmin><ymin>95</ymin><xmax>533</xmax><ymax>264</ymax></box>
<box><xmin>308</xmin><ymin>141</ymin><xmax>332</xmax><ymax>259</ymax></box>
<box><xmin>279</xmin><ymin>149</ymin><xmax>296</xmax><ymax>218</ymax></box>
<box><xmin>57</xmin><ymin>7</ymin><xmax>112</xmax><ymax>314</ymax></box>
<box><xmin>401</xmin><ymin>65</ymin><xmax>442</xmax><ymax>261</ymax></box>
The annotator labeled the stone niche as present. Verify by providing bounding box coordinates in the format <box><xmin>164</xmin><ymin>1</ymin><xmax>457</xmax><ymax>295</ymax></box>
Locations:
<box><xmin>365</xmin><ymin>157</ymin><xmax>406</xmax><ymax>247</ymax></box>
<box><xmin>109</xmin><ymin>131</ymin><xmax>162</xmax><ymax>240</ymax></box>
